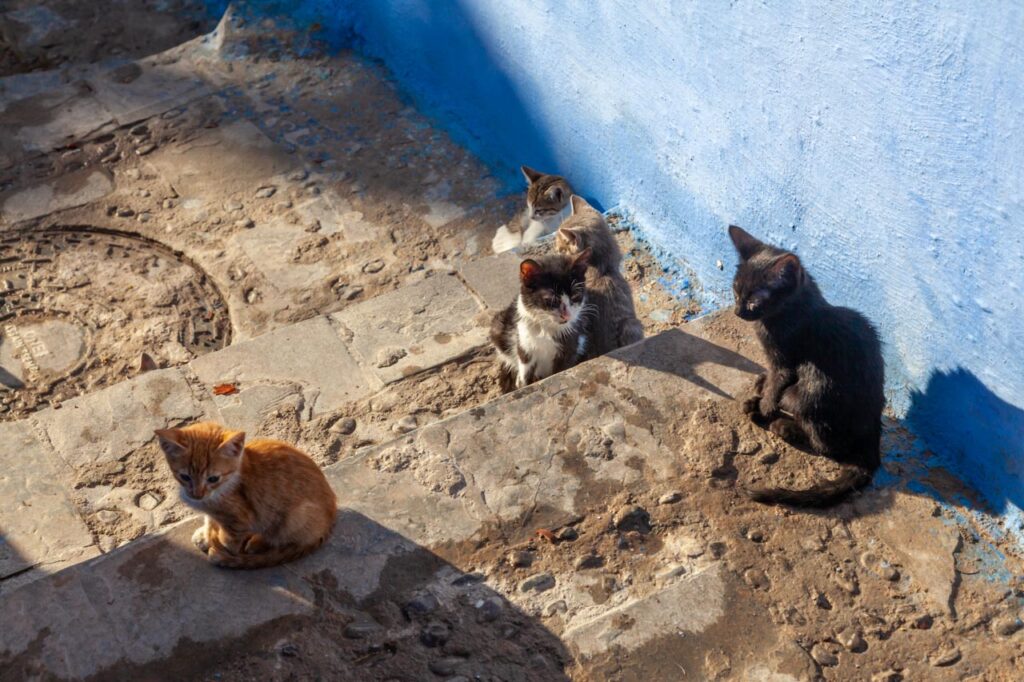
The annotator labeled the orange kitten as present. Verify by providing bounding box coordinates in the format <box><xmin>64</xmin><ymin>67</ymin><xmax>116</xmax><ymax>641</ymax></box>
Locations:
<box><xmin>154</xmin><ymin>422</ymin><xmax>337</xmax><ymax>568</ymax></box>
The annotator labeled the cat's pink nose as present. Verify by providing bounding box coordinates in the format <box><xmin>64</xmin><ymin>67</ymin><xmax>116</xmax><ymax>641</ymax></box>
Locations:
<box><xmin>559</xmin><ymin>304</ymin><xmax>570</xmax><ymax>321</ymax></box>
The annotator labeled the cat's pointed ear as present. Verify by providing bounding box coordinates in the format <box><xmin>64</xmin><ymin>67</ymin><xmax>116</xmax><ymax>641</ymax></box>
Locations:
<box><xmin>154</xmin><ymin>428</ymin><xmax>185</xmax><ymax>458</ymax></box>
<box><xmin>521</xmin><ymin>165</ymin><xmax>543</xmax><ymax>185</ymax></box>
<box><xmin>519</xmin><ymin>259</ymin><xmax>543</xmax><ymax>288</ymax></box>
<box><xmin>769</xmin><ymin>253</ymin><xmax>803</xmax><ymax>288</ymax></box>
<box><xmin>728</xmin><ymin>225</ymin><xmax>765</xmax><ymax>261</ymax></box>
<box><xmin>218</xmin><ymin>430</ymin><xmax>246</xmax><ymax>458</ymax></box>
<box><xmin>558</xmin><ymin>227</ymin><xmax>579</xmax><ymax>247</ymax></box>
<box><xmin>571</xmin><ymin>247</ymin><xmax>592</xmax><ymax>279</ymax></box>
<box><xmin>570</xmin><ymin>195</ymin><xmax>591</xmax><ymax>215</ymax></box>
<box><xmin>549</xmin><ymin>186</ymin><xmax>564</xmax><ymax>203</ymax></box>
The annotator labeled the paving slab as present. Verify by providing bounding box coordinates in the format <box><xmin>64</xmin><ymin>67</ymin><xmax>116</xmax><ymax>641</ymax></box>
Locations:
<box><xmin>189</xmin><ymin>315</ymin><xmax>380</xmax><ymax>420</ymax></box>
<box><xmin>0</xmin><ymin>421</ymin><xmax>97</xmax><ymax>581</ymax></box>
<box><xmin>86</xmin><ymin>57</ymin><xmax>212</xmax><ymax>126</ymax></box>
<box><xmin>458</xmin><ymin>251</ymin><xmax>521</xmax><ymax>310</ymax></box>
<box><xmin>230</xmin><ymin>219</ymin><xmax>332</xmax><ymax>293</ymax></box>
<box><xmin>0</xmin><ymin>167</ymin><xmax>114</xmax><ymax>225</ymax></box>
<box><xmin>332</xmin><ymin>273</ymin><xmax>489</xmax><ymax>384</ymax></box>
<box><xmin>0</xmin><ymin>80</ymin><xmax>112</xmax><ymax>161</ymax></box>
<box><xmin>144</xmin><ymin>118</ymin><xmax>299</xmax><ymax>205</ymax></box>
<box><xmin>294</xmin><ymin>192</ymin><xmax>387</xmax><ymax>244</ymax></box>
<box><xmin>33</xmin><ymin>367</ymin><xmax>210</xmax><ymax>470</ymax></box>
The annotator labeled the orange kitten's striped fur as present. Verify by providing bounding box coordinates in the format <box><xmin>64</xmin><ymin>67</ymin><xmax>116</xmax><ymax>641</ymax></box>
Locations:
<box><xmin>154</xmin><ymin>422</ymin><xmax>337</xmax><ymax>569</ymax></box>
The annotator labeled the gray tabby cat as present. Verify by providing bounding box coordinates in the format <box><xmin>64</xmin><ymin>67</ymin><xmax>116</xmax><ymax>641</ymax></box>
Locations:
<box><xmin>554</xmin><ymin>195</ymin><xmax>644</xmax><ymax>358</ymax></box>
<box><xmin>491</xmin><ymin>166</ymin><xmax>573</xmax><ymax>253</ymax></box>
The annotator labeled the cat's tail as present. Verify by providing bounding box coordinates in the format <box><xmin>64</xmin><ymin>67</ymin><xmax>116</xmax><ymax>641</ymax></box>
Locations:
<box><xmin>211</xmin><ymin>537</ymin><xmax>326</xmax><ymax>570</ymax></box>
<box><xmin>742</xmin><ymin>463</ymin><xmax>875</xmax><ymax>507</ymax></box>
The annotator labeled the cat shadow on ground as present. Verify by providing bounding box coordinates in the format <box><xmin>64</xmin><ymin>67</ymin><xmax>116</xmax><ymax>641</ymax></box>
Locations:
<box><xmin>0</xmin><ymin>510</ymin><xmax>571</xmax><ymax>681</ymax></box>
<box><xmin>902</xmin><ymin>367</ymin><xmax>1024</xmax><ymax>522</ymax></box>
<box><xmin>609</xmin><ymin>327</ymin><xmax>764</xmax><ymax>400</ymax></box>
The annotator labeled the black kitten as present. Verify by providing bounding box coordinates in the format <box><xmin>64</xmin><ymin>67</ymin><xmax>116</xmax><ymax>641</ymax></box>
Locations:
<box><xmin>729</xmin><ymin>225</ymin><xmax>885</xmax><ymax>505</ymax></box>
<box><xmin>490</xmin><ymin>250</ymin><xmax>591</xmax><ymax>393</ymax></box>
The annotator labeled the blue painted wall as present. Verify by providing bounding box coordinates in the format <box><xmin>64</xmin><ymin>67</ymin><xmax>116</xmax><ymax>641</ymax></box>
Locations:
<box><xmin>225</xmin><ymin>1</ymin><xmax>1024</xmax><ymax>532</ymax></box>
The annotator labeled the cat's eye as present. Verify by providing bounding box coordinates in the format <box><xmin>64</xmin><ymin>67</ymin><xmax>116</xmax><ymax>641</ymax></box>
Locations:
<box><xmin>179</xmin><ymin>473</ymin><xmax>191</xmax><ymax>483</ymax></box>
<box><xmin>207</xmin><ymin>475</ymin><xmax>220</xmax><ymax>484</ymax></box>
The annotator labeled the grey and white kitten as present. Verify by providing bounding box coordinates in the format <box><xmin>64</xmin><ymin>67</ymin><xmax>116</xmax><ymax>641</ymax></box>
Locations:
<box><xmin>490</xmin><ymin>250</ymin><xmax>591</xmax><ymax>393</ymax></box>
<box><xmin>491</xmin><ymin>165</ymin><xmax>573</xmax><ymax>253</ymax></box>
<box><xmin>555</xmin><ymin>195</ymin><xmax>644</xmax><ymax>358</ymax></box>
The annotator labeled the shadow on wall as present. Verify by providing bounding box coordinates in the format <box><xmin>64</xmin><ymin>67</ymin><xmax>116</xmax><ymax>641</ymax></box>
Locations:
<box><xmin>906</xmin><ymin>368</ymin><xmax>1024</xmax><ymax>522</ymax></box>
<box><xmin>335</xmin><ymin>0</ymin><xmax>561</xmax><ymax>190</ymax></box>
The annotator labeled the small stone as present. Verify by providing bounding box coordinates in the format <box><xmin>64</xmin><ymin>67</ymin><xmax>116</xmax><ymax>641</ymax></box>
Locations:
<box><xmin>658</xmin><ymin>491</ymin><xmax>682</xmax><ymax>505</ymax></box>
<box><xmin>116</xmin><ymin>207</ymin><xmax>135</xmax><ymax>218</ymax></box>
<box><xmin>709</xmin><ymin>542</ymin><xmax>727</xmax><ymax>559</ymax></box>
<box><xmin>255</xmin><ymin>185</ymin><xmax>277</xmax><ymax>198</ymax></box>
<box><xmin>556</xmin><ymin>527</ymin><xmax>578</xmax><ymax>541</ymax></box>
<box><xmin>161</xmin><ymin>198</ymin><xmax>176</xmax><ymax>209</ymax></box>
<box><xmin>275</xmin><ymin>200</ymin><xmax>294</xmax><ymax>211</ymax></box>
<box><xmin>363</xmin><ymin>259</ymin><xmax>385</xmax><ymax>274</ymax></box>
<box><xmin>279</xmin><ymin>643</ymin><xmax>299</xmax><ymax>657</ymax></box>
<box><xmin>135</xmin><ymin>143</ymin><xmax>156</xmax><ymax>156</ymax></box>
<box><xmin>810</xmin><ymin>643</ymin><xmax>838</xmax><ymax>667</ymax></box>
<box><xmin>344</xmin><ymin>286</ymin><xmax>364</xmax><ymax>300</ymax></box>
<box><xmin>928</xmin><ymin>645</ymin><xmax>961</xmax><ymax>667</ymax></box>
<box><xmin>475</xmin><ymin>597</ymin><xmax>502</xmax><ymax>623</ymax></box>
<box><xmin>98</xmin><ymin>535</ymin><xmax>116</xmax><ymax>553</ymax></box>
<box><xmin>601</xmin><ymin>420</ymin><xmax>625</xmax><ymax>441</ymax></box>
<box><xmin>236</xmin><ymin>217</ymin><xmax>255</xmax><ymax>229</ymax></box>
<box><xmin>404</xmin><ymin>592</ymin><xmax>439</xmax><ymax>616</ymax></box>
<box><xmin>376</xmin><ymin>346</ymin><xmax>408</xmax><ymax>368</ymax></box>
<box><xmin>543</xmin><ymin>600</ymin><xmax>567</xmax><ymax>617</ymax></box>
<box><xmin>992</xmin><ymin>614</ymin><xmax>1023</xmax><ymax>637</ymax></box>
<box><xmin>96</xmin><ymin>510</ymin><xmax>119</xmax><ymax>524</ymax></box>
<box><xmin>343</xmin><ymin>621</ymin><xmax>380</xmax><ymax>639</ymax></box>
<box><xmin>428</xmin><ymin>658</ymin><xmax>463</xmax><ymax>677</ymax></box>
<box><xmin>837</xmin><ymin>627</ymin><xmax>867</xmax><ymax>652</ymax></box>
<box><xmin>758</xmin><ymin>451</ymin><xmax>780</xmax><ymax>465</ymax></box>
<box><xmin>833</xmin><ymin>566</ymin><xmax>859</xmax><ymax>594</ymax></box>
<box><xmin>746</xmin><ymin>528</ymin><xmax>765</xmax><ymax>542</ymax></box>
<box><xmin>813</xmin><ymin>591</ymin><xmax>832</xmax><ymax>610</ymax></box>
<box><xmin>288</xmin><ymin>169</ymin><xmax>309</xmax><ymax>182</ymax></box>
<box><xmin>330</xmin><ymin>417</ymin><xmax>357</xmax><ymax>435</ymax></box>
<box><xmin>870</xmin><ymin>670</ymin><xmax>903</xmax><ymax>682</ymax></box>
<box><xmin>657</xmin><ymin>564</ymin><xmax>688</xmax><ymax>581</ymax></box>
<box><xmin>393</xmin><ymin>415</ymin><xmax>418</xmax><ymax>434</ymax></box>
<box><xmin>743</xmin><ymin>568</ymin><xmax>769</xmax><ymax>590</ymax></box>
<box><xmin>125</xmin><ymin>168</ymin><xmax>142</xmax><ymax>180</ymax></box>
<box><xmin>913</xmin><ymin>614</ymin><xmax>934</xmax><ymax>630</ymax></box>
<box><xmin>859</xmin><ymin>551</ymin><xmax>900</xmax><ymax>581</ymax></box>
<box><xmin>136</xmin><ymin>212</ymin><xmax>151</xmax><ymax>223</ymax></box>
<box><xmin>519</xmin><ymin>572</ymin><xmax>556</xmax><ymax>593</ymax></box>
<box><xmin>612</xmin><ymin>505</ymin><xmax>651</xmax><ymax>533</ymax></box>
<box><xmin>508</xmin><ymin>550</ymin><xmax>534</xmax><ymax>568</ymax></box>
<box><xmin>225</xmin><ymin>200</ymin><xmax>244</xmax><ymax>211</ymax></box>
<box><xmin>419</xmin><ymin>621</ymin><xmax>450</xmax><ymax>647</ymax></box>
<box><xmin>574</xmin><ymin>553</ymin><xmax>604</xmax><ymax>570</ymax></box>
<box><xmin>137</xmin><ymin>491</ymin><xmax>163</xmax><ymax>511</ymax></box>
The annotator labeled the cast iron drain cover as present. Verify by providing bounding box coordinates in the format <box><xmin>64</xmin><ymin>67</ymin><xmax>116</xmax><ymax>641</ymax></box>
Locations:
<box><xmin>0</xmin><ymin>226</ymin><xmax>231</xmax><ymax>419</ymax></box>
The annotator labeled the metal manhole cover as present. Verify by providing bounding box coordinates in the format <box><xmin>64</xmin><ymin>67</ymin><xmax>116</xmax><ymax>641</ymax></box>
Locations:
<box><xmin>0</xmin><ymin>226</ymin><xmax>231</xmax><ymax>419</ymax></box>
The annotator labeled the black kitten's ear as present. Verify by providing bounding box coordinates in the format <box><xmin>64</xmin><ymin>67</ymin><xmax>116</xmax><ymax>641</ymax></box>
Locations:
<box><xmin>520</xmin><ymin>259</ymin><xmax>543</xmax><ymax>287</ymax></box>
<box><xmin>570</xmin><ymin>195</ymin><xmax>591</xmax><ymax>215</ymax></box>
<box><xmin>769</xmin><ymin>253</ymin><xmax>803</xmax><ymax>288</ymax></box>
<box><xmin>521</xmin><ymin>165</ymin><xmax>543</xmax><ymax>184</ymax></box>
<box><xmin>728</xmin><ymin>225</ymin><xmax>765</xmax><ymax>261</ymax></box>
<box><xmin>571</xmin><ymin>248</ymin><xmax>592</xmax><ymax>279</ymax></box>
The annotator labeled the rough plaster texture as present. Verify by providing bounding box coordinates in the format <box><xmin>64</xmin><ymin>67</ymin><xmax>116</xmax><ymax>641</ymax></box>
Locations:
<box><xmin>218</xmin><ymin>0</ymin><xmax>1024</xmax><ymax>534</ymax></box>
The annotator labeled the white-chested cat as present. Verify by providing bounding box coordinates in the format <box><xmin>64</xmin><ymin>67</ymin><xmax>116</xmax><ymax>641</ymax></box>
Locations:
<box><xmin>491</xmin><ymin>165</ymin><xmax>573</xmax><ymax>253</ymax></box>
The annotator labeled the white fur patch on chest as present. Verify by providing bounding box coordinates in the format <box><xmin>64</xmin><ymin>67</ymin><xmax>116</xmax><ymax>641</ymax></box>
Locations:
<box><xmin>515</xmin><ymin>298</ymin><xmax>562</xmax><ymax>385</ymax></box>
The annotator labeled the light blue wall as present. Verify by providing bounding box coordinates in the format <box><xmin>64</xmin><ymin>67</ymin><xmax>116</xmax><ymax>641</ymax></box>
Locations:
<box><xmin>223</xmin><ymin>1</ymin><xmax>1024</xmax><ymax>530</ymax></box>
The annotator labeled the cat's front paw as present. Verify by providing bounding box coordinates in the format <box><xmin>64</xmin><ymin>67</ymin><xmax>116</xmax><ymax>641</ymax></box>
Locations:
<box><xmin>191</xmin><ymin>526</ymin><xmax>210</xmax><ymax>554</ymax></box>
<box><xmin>769</xmin><ymin>417</ymin><xmax>805</xmax><ymax>444</ymax></box>
<box><xmin>491</xmin><ymin>225</ymin><xmax>521</xmax><ymax>254</ymax></box>
<box><xmin>753</xmin><ymin>373</ymin><xmax>767</xmax><ymax>394</ymax></box>
<box><xmin>742</xmin><ymin>395</ymin><xmax>762</xmax><ymax>416</ymax></box>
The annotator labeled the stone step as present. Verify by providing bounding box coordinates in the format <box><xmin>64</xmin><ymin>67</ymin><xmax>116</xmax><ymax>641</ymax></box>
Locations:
<box><xmin>0</xmin><ymin>249</ymin><xmax>520</xmax><ymax>593</ymax></box>
<box><xmin>1</xmin><ymin>325</ymin><xmax>822</xmax><ymax>680</ymax></box>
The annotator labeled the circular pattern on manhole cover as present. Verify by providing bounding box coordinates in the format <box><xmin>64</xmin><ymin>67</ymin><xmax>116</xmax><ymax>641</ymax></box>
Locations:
<box><xmin>0</xmin><ymin>226</ymin><xmax>231</xmax><ymax>419</ymax></box>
